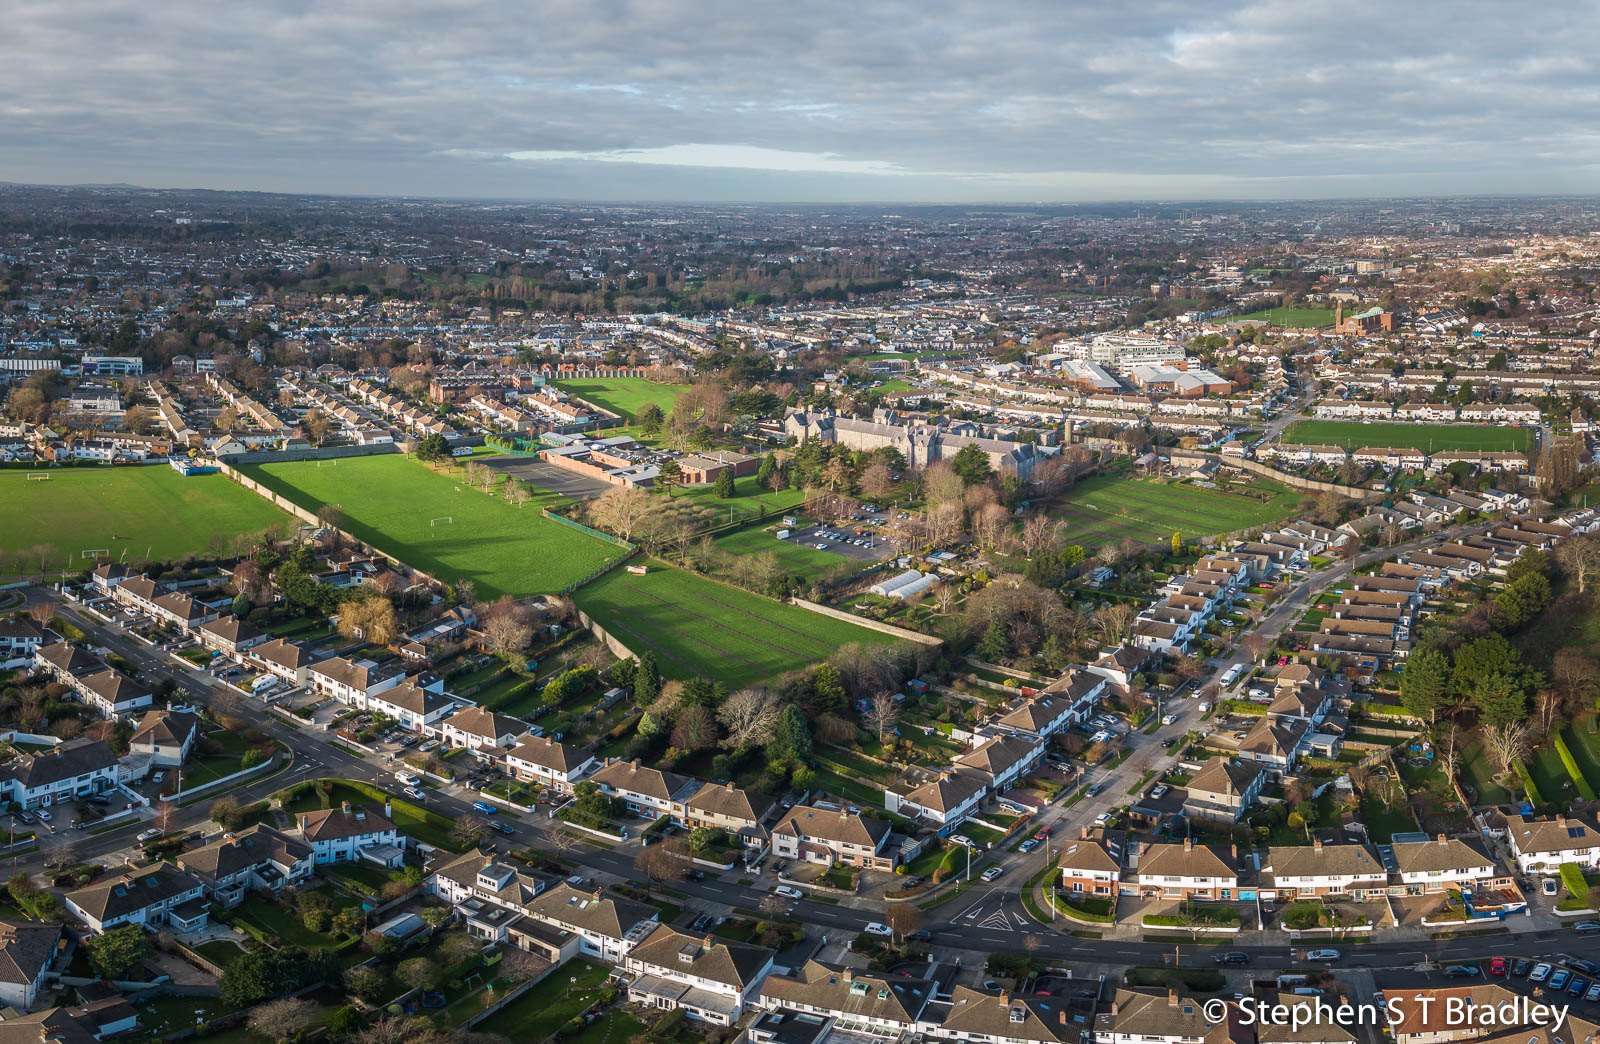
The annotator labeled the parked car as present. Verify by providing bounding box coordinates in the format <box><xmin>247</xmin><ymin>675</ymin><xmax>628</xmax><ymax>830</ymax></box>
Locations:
<box><xmin>396</xmin><ymin>771</ymin><xmax>420</xmax><ymax>786</ymax></box>
<box><xmin>1568</xmin><ymin>959</ymin><xmax>1600</xmax><ymax>977</ymax></box>
<box><xmin>774</xmin><ymin>885</ymin><xmax>803</xmax><ymax>899</ymax></box>
<box><xmin>470</xmin><ymin>800</ymin><xmax>497</xmax><ymax>814</ymax></box>
<box><xmin>905</xmin><ymin>929</ymin><xmax>932</xmax><ymax>942</ymax></box>
<box><xmin>1093</xmin><ymin>812</ymin><xmax>1112</xmax><ymax>827</ymax></box>
<box><xmin>1489</xmin><ymin>958</ymin><xmax>1507</xmax><ymax>976</ymax></box>
<box><xmin>1529</xmin><ymin>963</ymin><xmax>1552</xmax><ymax>982</ymax></box>
<box><xmin>981</xmin><ymin>866</ymin><xmax>1004</xmax><ymax>882</ymax></box>
<box><xmin>949</xmin><ymin>834</ymin><xmax>975</xmax><ymax>849</ymax></box>
<box><xmin>1575</xmin><ymin>921</ymin><xmax>1600</xmax><ymax>933</ymax></box>
<box><xmin>1543</xmin><ymin>878</ymin><xmax>1560</xmax><ymax>896</ymax></box>
<box><xmin>692</xmin><ymin>914</ymin><xmax>713</xmax><ymax>932</ymax></box>
<box><xmin>1444</xmin><ymin>965</ymin><xmax>1479</xmax><ymax>978</ymax></box>
<box><xmin>404</xmin><ymin>787</ymin><xmax>426</xmax><ymax>801</ymax></box>
<box><xmin>1548</xmin><ymin>970</ymin><xmax>1570</xmax><ymax>990</ymax></box>
<box><xmin>863</xmin><ymin>922</ymin><xmax>893</xmax><ymax>937</ymax></box>
<box><xmin>1305</xmin><ymin>950</ymin><xmax>1340</xmax><ymax>963</ymax></box>
<box><xmin>33</xmin><ymin>808</ymin><xmax>51</xmax><ymax>822</ymax></box>
<box><xmin>1034</xmin><ymin>826</ymin><xmax>1051</xmax><ymax>839</ymax></box>
<box><xmin>1214</xmin><ymin>952</ymin><xmax>1251</xmax><ymax>966</ymax></box>
<box><xmin>1018</xmin><ymin>839</ymin><xmax>1039</xmax><ymax>853</ymax></box>
<box><xmin>149</xmin><ymin>774</ymin><xmax>164</xmax><ymax>786</ymax></box>
<box><xmin>1150</xmin><ymin>785</ymin><xmax>1169</xmax><ymax>799</ymax></box>
<box><xmin>136</xmin><ymin>827</ymin><xmax>163</xmax><ymax>843</ymax></box>
<box><xmin>15</xmin><ymin>812</ymin><xmax>32</xmax><ymax>825</ymax></box>
<box><xmin>1512</xmin><ymin>959</ymin><xmax>1531</xmax><ymax>977</ymax></box>
<box><xmin>1586</xmin><ymin>983</ymin><xmax>1600</xmax><ymax>1003</ymax></box>
<box><xmin>1567</xmin><ymin>977</ymin><xmax>1589</xmax><ymax>997</ymax></box>
<box><xmin>1087</xmin><ymin>782</ymin><xmax>1109</xmax><ymax>796</ymax></box>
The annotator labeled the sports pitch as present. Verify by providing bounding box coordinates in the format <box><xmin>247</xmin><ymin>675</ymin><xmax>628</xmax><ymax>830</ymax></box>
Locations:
<box><xmin>575</xmin><ymin>560</ymin><xmax>908</xmax><ymax>688</ymax></box>
<box><xmin>1048</xmin><ymin>472</ymin><xmax>1302</xmax><ymax>547</ymax></box>
<box><xmin>1231</xmin><ymin>307</ymin><xmax>1336</xmax><ymax>328</ymax></box>
<box><xmin>551</xmin><ymin>377</ymin><xmax>690</xmax><ymax>421</ymax></box>
<box><xmin>1280</xmin><ymin>420</ymin><xmax>1531</xmax><ymax>453</ymax></box>
<box><xmin>0</xmin><ymin>467</ymin><xmax>291</xmax><ymax>569</ymax></box>
<box><xmin>240</xmin><ymin>454</ymin><xmax>625</xmax><ymax>598</ymax></box>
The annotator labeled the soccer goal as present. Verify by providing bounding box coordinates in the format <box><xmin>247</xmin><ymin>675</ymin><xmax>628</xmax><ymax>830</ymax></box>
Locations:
<box><xmin>25</xmin><ymin>472</ymin><xmax>50</xmax><ymax>481</ymax></box>
<box><xmin>430</xmin><ymin>516</ymin><xmax>454</xmax><ymax>528</ymax></box>
<box><xmin>315</xmin><ymin>459</ymin><xmax>339</xmax><ymax>467</ymax></box>
<box><xmin>80</xmin><ymin>549</ymin><xmax>109</xmax><ymax>560</ymax></box>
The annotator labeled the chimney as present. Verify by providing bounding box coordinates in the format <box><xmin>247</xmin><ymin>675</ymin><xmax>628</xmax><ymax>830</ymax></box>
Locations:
<box><xmin>1059</xmin><ymin>1011</ymin><xmax>1068</xmax><ymax>1027</ymax></box>
<box><xmin>341</xmin><ymin>801</ymin><xmax>351</xmax><ymax>814</ymax></box>
<box><xmin>1230</xmin><ymin>844</ymin><xmax>1237</xmax><ymax>861</ymax></box>
<box><xmin>1080</xmin><ymin>826</ymin><xmax>1089</xmax><ymax>840</ymax></box>
<box><xmin>1184</xmin><ymin>837</ymin><xmax>1194</xmax><ymax>852</ymax></box>
<box><xmin>1110</xmin><ymin>1002</ymin><xmax>1120</xmax><ymax>1016</ymax></box>
<box><xmin>1167</xmin><ymin>988</ymin><xmax>1179</xmax><ymax>1008</ymax></box>
<box><xmin>1556</xmin><ymin>814</ymin><xmax>1566</xmax><ymax>826</ymax></box>
<box><xmin>298</xmin><ymin>814</ymin><xmax>307</xmax><ymax>830</ymax></box>
<box><xmin>998</xmin><ymin>991</ymin><xmax>1010</xmax><ymax>1006</ymax></box>
<box><xmin>843</xmin><ymin>968</ymin><xmax>853</xmax><ymax>983</ymax></box>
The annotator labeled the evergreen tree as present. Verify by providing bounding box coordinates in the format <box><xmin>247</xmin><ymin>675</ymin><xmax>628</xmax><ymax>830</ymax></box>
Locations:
<box><xmin>977</xmin><ymin>620</ymin><xmax>1008</xmax><ymax>663</ymax></box>
<box><xmin>1399</xmin><ymin>645</ymin><xmax>1452</xmax><ymax>723</ymax></box>
<box><xmin>634</xmin><ymin>651</ymin><xmax>659</xmax><ymax>705</ymax></box>
<box><xmin>713</xmin><ymin>468</ymin><xmax>735</xmax><ymax>498</ymax></box>
<box><xmin>769</xmin><ymin>705</ymin><xmax>813</xmax><ymax>767</ymax></box>
<box><xmin>756</xmin><ymin>453</ymin><xmax>777</xmax><ymax>488</ymax></box>
<box><xmin>812</xmin><ymin>663</ymin><xmax>847</xmax><ymax>713</ymax></box>
<box><xmin>950</xmin><ymin>444</ymin><xmax>993</xmax><ymax>486</ymax></box>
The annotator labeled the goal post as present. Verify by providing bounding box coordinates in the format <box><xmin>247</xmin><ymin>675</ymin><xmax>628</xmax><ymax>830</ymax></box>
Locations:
<box><xmin>429</xmin><ymin>516</ymin><xmax>454</xmax><ymax>527</ymax></box>
<box><xmin>80</xmin><ymin>549</ymin><xmax>109</xmax><ymax>559</ymax></box>
<box><xmin>25</xmin><ymin>473</ymin><xmax>50</xmax><ymax>481</ymax></box>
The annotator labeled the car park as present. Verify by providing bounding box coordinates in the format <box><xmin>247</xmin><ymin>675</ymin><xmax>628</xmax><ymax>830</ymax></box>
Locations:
<box><xmin>774</xmin><ymin>885</ymin><xmax>803</xmax><ymax>899</ymax></box>
<box><xmin>981</xmin><ymin>866</ymin><xmax>1004</xmax><ymax>882</ymax></box>
<box><xmin>864</xmin><ymin>922</ymin><xmax>893</xmax><ymax>937</ymax></box>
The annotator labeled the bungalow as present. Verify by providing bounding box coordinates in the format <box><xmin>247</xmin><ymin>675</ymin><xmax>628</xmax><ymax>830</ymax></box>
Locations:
<box><xmin>128</xmin><ymin>709</ymin><xmax>201</xmax><ymax>766</ymax></box>
<box><xmin>885</xmin><ymin>773</ymin><xmax>985</xmax><ymax>832</ymax></box>
<box><xmin>683</xmin><ymin>781</ymin><xmax>775</xmax><ymax>849</ymax></box>
<box><xmin>758</xmin><ymin>960</ymin><xmax>935</xmax><ymax>1039</ymax></box>
<box><xmin>1260</xmin><ymin>840</ymin><xmax>1388</xmax><ymax>900</ymax></box>
<box><xmin>1506</xmin><ymin>813</ymin><xmax>1600</xmax><ymax>874</ymax></box>
<box><xmin>623</xmin><ymin>923</ymin><xmax>775</xmax><ymax>1025</ymax></box>
<box><xmin>503</xmin><ymin>734</ymin><xmax>597</xmax><ymax>794</ymax></box>
<box><xmin>590</xmin><ymin>759</ymin><xmax>698</xmax><ymax>820</ymax></box>
<box><xmin>63</xmin><ymin>863</ymin><xmax>208</xmax><ymax>935</ymax></box>
<box><xmin>771</xmin><ymin>806</ymin><xmax>894</xmax><ymax>870</ymax></box>
<box><xmin>1390</xmin><ymin>835</ymin><xmax>1501</xmax><ymax>894</ymax></box>
<box><xmin>294</xmin><ymin>802</ymin><xmax>404</xmax><ymax>867</ymax></box>
<box><xmin>1128</xmin><ymin>839</ymin><xmax>1240</xmax><ymax>901</ymax></box>
<box><xmin>177</xmin><ymin>825</ymin><xmax>314</xmax><ymax>906</ymax></box>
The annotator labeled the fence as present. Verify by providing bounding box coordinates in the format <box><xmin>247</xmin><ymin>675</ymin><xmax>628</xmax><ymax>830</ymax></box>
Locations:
<box><xmin>573</xmin><ymin>607</ymin><xmax>637</xmax><ymax>663</ymax></box>
<box><xmin>788</xmin><ymin>597</ymin><xmax>943</xmax><ymax>647</ymax></box>
<box><xmin>538</xmin><ymin>507</ymin><xmax>637</xmax><ymax>551</ymax></box>
<box><xmin>160</xmin><ymin>751</ymin><xmax>282</xmax><ymax>804</ymax></box>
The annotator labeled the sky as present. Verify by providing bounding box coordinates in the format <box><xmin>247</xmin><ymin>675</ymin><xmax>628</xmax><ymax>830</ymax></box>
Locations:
<box><xmin>3</xmin><ymin>0</ymin><xmax>1599</xmax><ymax>203</ymax></box>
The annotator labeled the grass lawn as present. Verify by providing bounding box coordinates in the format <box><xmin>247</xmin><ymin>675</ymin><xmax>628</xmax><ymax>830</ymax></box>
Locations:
<box><xmin>1047</xmin><ymin>472</ymin><xmax>1301</xmax><ymax>546</ymax></box>
<box><xmin>191</xmin><ymin>939</ymin><xmax>247</xmax><ymax>970</ymax></box>
<box><xmin>230</xmin><ymin>893</ymin><xmax>353</xmax><ymax>949</ymax></box>
<box><xmin>1280</xmin><ymin>420</ymin><xmax>1531</xmax><ymax>453</ymax></box>
<box><xmin>133</xmin><ymin>995</ymin><xmax>236</xmax><ymax>1036</ymax></box>
<box><xmin>566</xmin><ymin>1009</ymin><xmax>649</xmax><ymax>1044</ymax></box>
<box><xmin>574</xmin><ymin>559</ymin><xmax>907</xmax><ymax>688</ymax></box>
<box><xmin>676</xmin><ymin>474</ymin><xmax>810</xmax><ymax>517</ymax></box>
<box><xmin>714</xmin><ymin>523</ymin><xmax>853</xmax><ymax>572</ymax></box>
<box><xmin>1361</xmin><ymin>797</ymin><xmax>1417</xmax><ymax>843</ymax></box>
<box><xmin>904</xmin><ymin>841</ymin><xmax>963</xmax><ymax>878</ymax></box>
<box><xmin>283</xmin><ymin>778</ymin><xmax>465</xmax><ymax>851</ymax></box>
<box><xmin>807</xmin><ymin>768</ymin><xmax>889</xmax><ymax>810</ymax></box>
<box><xmin>475</xmin><ymin>959</ymin><xmax>611</xmax><ymax>1039</ymax></box>
<box><xmin>1231</xmin><ymin>307</ymin><xmax>1336</xmax><ymax>328</ymax></box>
<box><xmin>241</xmin><ymin>454</ymin><xmax>625</xmax><ymax>598</ymax></box>
<box><xmin>0</xmin><ymin>467</ymin><xmax>290</xmax><ymax>570</ymax></box>
<box><xmin>1562</xmin><ymin>724</ymin><xmax>1600</xmax><ymax>791</ymax></box>
<box><xmin>551</xmin><ymin>377</ymin><xmax>691</xmax><ymax>421</ymax></box>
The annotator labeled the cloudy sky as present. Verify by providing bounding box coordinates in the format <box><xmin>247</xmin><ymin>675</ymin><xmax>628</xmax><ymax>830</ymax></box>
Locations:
<box><xmin>4</xmin><ymin>0</ymin><xmax>1598</xmax><ymax>202</ymax></box>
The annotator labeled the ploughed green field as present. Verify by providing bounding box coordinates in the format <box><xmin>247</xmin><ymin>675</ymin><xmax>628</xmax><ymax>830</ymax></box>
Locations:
<box><xmin>575</xmin><ymin>559</ymin><xmax>907</xmax><ymax>687</ymax></box>
<box><xmin>1280</xmin><ymin>420</ymin><xmax>1531</xmax><ymax>453</ymax></box>
<box><xmin>551</xmin><ymin>377</ymin><xmax>691</xmax><ymax>421</ymax></box>
<box><xmin>240</xmin><ymin>454</ymin><xmax>625</xmax><ymax>598</ymax></box>
<box><xmin>1231</xmin><ymin>307</ymin><xmax>1336</xmax><ymax>328</ymax></box>
<box><xmin>0</xmin><ymin>466</ymin><xmax>291</xmax><ymax>569</ymax></box>
<box><xmin>1048</xmin><ymin>472</ymin><xmax>1301</xmax><ymax>546</ymax></box>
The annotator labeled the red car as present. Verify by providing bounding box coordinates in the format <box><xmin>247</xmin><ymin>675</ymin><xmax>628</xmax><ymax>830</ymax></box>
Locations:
<box><xmin>1489</xmin><ymin>958</ymin><xmax>1507</xmax><ymax>976</ymax></box>
<box><xmin>1034</xmin><ymin>826</ymin><xmax>1052</xmax><ymax>840</ymax></box>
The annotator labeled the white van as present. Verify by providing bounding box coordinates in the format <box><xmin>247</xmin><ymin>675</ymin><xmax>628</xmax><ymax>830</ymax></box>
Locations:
<box><xmin>1221</xmin><ymin>664</ymin><xmax>1243</xmax><ymax>687</ymax></box>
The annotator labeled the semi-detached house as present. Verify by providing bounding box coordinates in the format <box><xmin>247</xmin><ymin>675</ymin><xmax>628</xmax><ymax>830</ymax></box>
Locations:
<box><xmin>1506</xmin><ymin>813</ymin><xmax>1600</xmax><ymax>874</ymax></box>
<box><xmin>294</xmin><ymin>802</ymin><xmax>404</xmax><ymax>867</ymax></box>
<box><xmin>683</xmin><ymin>781</ymin><xmax>775</xmax><ymax>849</ymax></box>
<box><xmin>503</xmin><ymin>734</ymin><xmax>596</xmax><ymax>794</ymax></box>
<box><xmin>0</xmin><ymin>738</ymin><xmax>119</xmax><ymax>810</ymax></box>
<box><xmin>1260</xmin><ymin>840</ymin><xmax>1389</xmax><ymax>900</ymax></box>
<box><xmin>590</xmin><ymin>759</ymin><xmax>698</xmax><ymax>820</ymax></box>
<box><xmin>1057</xmin><ymin>837</ymin><xmax>1122</xmax><ymax>897</ymax></box>
<box><xmin>757</xmin><ymin>961</ymin><xmax>935</xmax><ymax>1039</ymax></box>
<box><xmin>176</xmin><ymin>824</ymin><xmax>314</xmax><ymax>906</ymax></box>
<box><xmin>772</xmin><ymin>806</ymin><xmax>893</xmax><ymax>870</ymax></box>
<box><xmin>1390</xmin><ymin>835</ymin><xmax>1502</xmax><ymax>894</ymax></box>
<box><xmin>884</xmin><ymin>773</ymin><xmax>985</xmax><ymax>833</ymax></box>
<box><xmin>1128</xmin><ymin>839</ymin><xmax>1240</xmax><ymax>901</ymax></box>
<box><xmin>63</xmin><ymin>863</ymin><xmax>208</xmax><ymax>935</ymax></box>
<box><xmin>308</xmin><ymin>656</ymin><xmax>406</xmax><ymax>705</ymax></box>
<box><xmin>438</xmin><ymin>705</ymin><xmax>524</xmax><ymax>754</ymax></box>
<box><xmin>623</xmin><ymin>923</ymin><xmax>775</xmax><ymax>1025</ymax></box>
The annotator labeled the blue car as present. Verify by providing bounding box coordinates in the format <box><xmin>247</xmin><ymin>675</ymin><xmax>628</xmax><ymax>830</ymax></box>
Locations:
<box><xmin>471</xmin><ymin>800</ymin><xmax>497</xmax><ymax>815</ymax></box>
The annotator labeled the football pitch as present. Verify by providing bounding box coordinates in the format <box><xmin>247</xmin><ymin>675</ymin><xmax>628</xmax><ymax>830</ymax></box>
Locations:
<box><xmin>1280</xmin><ymin>420</ymin><xmax>1531</xmax><ymax>453</ymax></box>
<box><xmin>551</xmin><ymin>377</ymin><xmax>690</xmax><ymax>421</ymax></box>
<box><xmin>0</xmin><ymin>466</ymin><xmax>291</xmax><ymax>569</ymax></box>
<box><xmin>1048</xmin><ymin>472</ymin><xmax>1302</xmax><ymax>547</ymax></box>
<box><xmin>240</xmin><ymin>454</ymin><xmax>625</xmax><ymax>598</ymax></box>
<box><xmin>575</xmin><ymin>560</ymin><xmax>908</xmax><ymax>688</ymax></box>
<box><xmin>1231</xmin><ymin>307</ymin><xmax>1336</xmax><ymax>328</ymax></box>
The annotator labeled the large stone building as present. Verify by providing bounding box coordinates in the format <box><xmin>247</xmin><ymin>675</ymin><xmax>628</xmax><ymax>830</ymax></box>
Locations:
<box><xmin>784</xmin><ymin>409</ymin><xmax>1041</xmax><ymax>480</ymax></box>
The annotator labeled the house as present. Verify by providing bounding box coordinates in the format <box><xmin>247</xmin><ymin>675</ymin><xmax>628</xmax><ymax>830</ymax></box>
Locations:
<box><xmin>1506</xmin><ymin>813</ymin><xmax>1600</xmax><ymax>874</ymax></box>
<box><xmin>0</xmin><ymin>1003</ymin><xmax>141</xmax><ymax>1044</ymax></box>
<box><xmin>0</xmin><ymin>921</ymin><xmax>64</xmax><ymax>1011</ymax></box>
<box><xmin>1093</xmin><ymin>987</ymin><xmax>1226</xmax><ymax>1044</ymax></box>
<box><xmin>1057</xmin><ymin>836</ymin><xmax>1122</xmax><ymax>897</ymax></box>
<box><xmin>1260</xmin><ymin>841</ymin><xmax>1388</xmax><ymax>900</ymax></box>
<box><xmin>362</xmin><ymin>680</ymin><xmax>454</xmax><ymax>733</ymax></box>
<box><xmin>0</xmin><ymin>738</ymin><xmax>119</xmax><ymax>810</ymax></box>
<box><xmin>772</xmin><ymin>806</ymin><xmax>893</xmax><ymax>870</ymax></box>
<box><xmin>1181</xmin><ymin>758</ymin><xmax>1266</xmax><ymax>823</ymax></box>
<box><xmin>623</xmin><ymin>923</ymin><xmax>776</xmax><ymax>1025</ymax></box>
<box><xmin>884</xmin><ymin>773</ymin><xmax>985</xmax><ymax>832</ymax></box>
<box><xmin>1226</xmin><ymin>717</ymin><xmax>1311</xmax><ymax>775</ymax></box>
<box><xmin>758</xmin><ymin>960</ymin><xmax>935</xmax><ymax>1039</ymax></box>
<box><xmin>683</xmin><ymin>782</ymin><xmax>775</xmax><ymax>848</ymax></box>
<box><xmin>953</xmin><ymin>734</ymin><xmax>1044</xmax><ymax>795</ymax></box>
<box><xmin>307</xmin><ymin>656</ymin><xmax>405</xmax><ymax>704</ymax></box>
<box><xmin>294</xmin><ymin>802</ymin><xmax>404</xmax><ymax>867</ymax></box>
<box><xmin>1128</xmin><ymin>839</ymin><xmax>1240</xmax><ymax>900</ymax></box>
<box><xmin>1390</xmin><ymin>835</ymin><xmax>1501</xmax><ymax>894</ymax></box>
<box><xmin>0</xmin><ymin>619</ymin><xmax>44</xmax><ymax>670</ymax></box>
<box><xmin>520</xmin><ymin>881</ymin><xmax>661</xmax><ymax>961</ymax></box>
<box><xmin>1379</xmin><ymin>984</ymin><xmax>1599</xmax><ymax>1044</ymax></box>
<box><xmin>503</xmin><ymin>734</ymin><xmax>597</xmax><ymax>794</ymax></box>
<box><xmin>1085</xmin><ymin>647</ymin><xmax>1150</xmax><ymax>691</ymax></box>
<box><xmin>128</xmin><ymin>709</ymin><xmax>201</xmax><ymax>766</ymax></box>
<box><xmin>197</xmin><ymin>616</ymin><xmax>267</xmax><ymax>658</ymax></box>
<box><xmin>75</xmin><ymin>669</ymin><xmax>153</xmax><ymax>720</ymax></box>
<box><xmin>248</xmin><ymin>638</ymin><xmax>323</xmax><ymax>687</ymax></box>
<box><xmin>942</xmin><ymin>986</ymin><xmax>1079</xmax><ymax>1044</ymax></box>
<box><xmin>590</xmin><ymin>759</ymin><xmax>697</xmax><ymax>819</ymax></box>
<box><xmin>177</xmin><ymin>825</ymin><xmax>314</xmax><ymax>906</ymax></box>
<box><xmin>63</xmin><ymin>863</ymin><xmax>209</xmax><ymax>935</ymax></box>
<box><xmin>439</xmin><ymin>705</ymin><xmax>524</xmax><ymax>754</ymax></box>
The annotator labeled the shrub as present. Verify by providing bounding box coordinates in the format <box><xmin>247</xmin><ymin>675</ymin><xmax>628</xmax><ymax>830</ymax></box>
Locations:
<box><xmin>241</xmin><ymin>748</ymin><xmax>267</xmax><ymax>770</ymax></box>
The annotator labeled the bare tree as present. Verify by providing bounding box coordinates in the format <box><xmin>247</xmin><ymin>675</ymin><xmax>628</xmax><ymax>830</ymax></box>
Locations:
<box><xmin>26</xmin><ymin>602</ymin><xmax>55</xmax><ymax>628</ymax></box>
<box><xmin>248</xmin><ymin>999</ymin><xmax>317</xmax><ymax>1043</ymax></box>
<box><xmin>1240</xmin><ymin>632</ymin><xmax>1271</xmax><ymax>664</ymax></box>
<box><xmin>926</xmin><ymin>502</ymin><xmax>965</xmax><ymax>546</ymax></box>
<box><xmin>886</xmin><ymin>903</ymin><xmax>923</xmax><ymax>942</ymax></box>
<box><xmin>717</xmin><ymin>689</ymin><xmax>781</xmax><ymax>749</ymax></box>
<box><xmin>923</xmin><ymin>462</ymin><xmax>964</xmax><ymax>506</ymax></box>
<box><xmin>1092</xmin><ymin>603</ymin><xmax>1137</xmax><ymax>647</ymax></box>
<box><xmin>1481</xmin><ymin>720</ymin><xmax>1531</xmax><ymax>779</ymax></box>
<box><xmin>449</xmin><ymin>816</ymin><xmax>489</xmax><ymax>848</ymax></box>
<box><xmin>1557</xmin><ymin>534</ymin><xmax>1600</xmax><ymax>593</ymax></box>
<box><xmin>862</xmin><ymin>692</ymin><xmax>900</xmax><ymax>743</ymax></box>
<box><xmin>1020</xmin><ymin>514</ymin><xmax>1060</xmax><ymax>556</ymax></box>
<box><xmin>635</xmin><ymin>841</ymin><xmax>689</xmax><ymax>882</ymax></box>
<box><xmin>860</xmin><ymin>462</ymin><xmax>895</xmax><ymax>500</ymax></box>
<box><xmin>1551</xmin><ymin>647</ymin><xmax>1597</xmax><ymax>708</ymax></box>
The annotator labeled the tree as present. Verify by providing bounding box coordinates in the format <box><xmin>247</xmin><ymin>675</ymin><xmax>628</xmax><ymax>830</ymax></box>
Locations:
<box><xmin>1494</xmin><ymin>571</ymin><xmax>1551</xmax><ymax>630</ymax></box>
<box><xmin>415</xmin><ymin>432</ymin><xmax>450</xmax><ymax>464</ymax></box>
<box><xmin>634</xmin><ymin>840</ymin><xmax>690</xmax><ymax>882</ymax></box>
<box><xmin>220</xmin><ymin>947</ymin><xmax>338</xmax><ymax>1007</ymax></box>
<box><xmin>718</xmin><ymin>689</ymin><xmax>781</xmax><ymax>749</ymax></box>
<box><xmin>337</xmin><ymin>596</ymin><xmax>398</xmax><ymax>646</ymax></box>
<box><xmin>1399</xmin><ymin>645</ymin><xmax>1453</xmax><ymax>723</ymax></box>
<box><xmin>812</xmin><ymin>663</ymin><xmax>847</xmax><ymax>713</ymax></box>
<box><xmin>713</xmin><ymin>468</ymin><xmax>735</xmax><ymax>498</ymax></box>
<box><xmin>860</xmin><ymin>462</ymin><xmax>894</xmax><ymax>500</ymax></box>
<box><xmin>949</xmin><ymin>444</ymin><xmax>993</xmax><ymax>487</ymax></box>
<box><xmin>1092</xmin><ymin>603</ymin><xmax>1137</xmax><ymax>647</ymax></box>
<box><xmin>1474</xmin><ymin>672</ymin><xmax>1533</xmax><ymax>729</ymax></box>
<box><xmin>768</xmin><ymin>705</ymin><xmax>813</xmax><ymax>767</ymax></box>
<box><xmin>1020</xmin><ymin>514</ymin><xmax>1059</xmax><ymax>556</ymax></box>
<box><xmin>1171</xmin><ymin>531</ymin><xmax>1182</xmax><ymax>557</ymax></box>
<box><xmin>248</xmin><ymin>999</ymin><xmax>318</xmax><ymax>1044</ymax></box>
<box><xmin>923</xmin><ymin>462</ymin><xmax>964</xmax><ymax>505</ymax></box>
<box><xmin>885</xmin><ymin>903</ymin><xmax>923</xmax><ymax>942</ymax></box>
<box><xmin>637</xmin><ymin>403</ymin><xmax>665</xmax><ymax>437</ymax></box>
<box><xmin>976</xmin><ymin>620</ymin><xmax>1008</xmax><ymax>663</ymax></box>
<box><xmin>449</xmin><ymin>816</ymin><xmax>489</xmax><ymax>848</ymax></box>
<box><xmin>634</xmin><ymin>650</ymin><xmax>660</xmax><ymax>705</ymax></box>
<box><xmin>397</xmin><ymin>957</ymin><xmax>443</xmax><ymax>992</ymax></box>
<box><xmin>210</xmin><ymin>794</ymin><xmax>246</xmax><ymax>830</ymax></box>
<box><xmin>589</xmin><ymin>486</ymin><xmax>657</xmax><ymax>543</ymax></box>
<box><xmin>756</xmin><ymin>453</ymin><xmax>778</xmax><ymax>489</ymax></box>
<box><xmin>863</xmin><ymin>692</ymin><xmax>900</xmax><ymax>742</ymax></box>
<box><xmin>480</xmin><ymin>597</ymin><xmax>533</xmax><ymax>659</ymax></box>
<box><xmin>85</xmin><ymin>924</ymin><xmax>151</xmax><ymax>980</ymax></box>
<box><xmin>1556</xmin><ymin>535</ymin><xmax>1600</xmax><ymax>594</ymax></box>
<box><xmin>1452</xmin><ymin>635</ymin><xmax>1537</xmax><ymax>707</ymax></box>
<box><xmin>1481</xmin><ymin>720</ymin><xmax>1532</xmax><ymax>778</ymax></box>
<box><xmin>669</xmin><ymin>704</ymin><xmax>717</xmax><ymax>752</ymax></box>
<box><xmin>1552</xmin><ymin>647</ymin><xmax>1597</xmax><ymax>707</ymax></box>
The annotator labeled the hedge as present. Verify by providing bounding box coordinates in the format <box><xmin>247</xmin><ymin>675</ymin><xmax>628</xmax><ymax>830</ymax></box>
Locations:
<box><xmin>1515</xmin><ymin>760</ymin><xmax>1545</xmax><ymax>805</ymax></box>
<box><xmin>1553</xmin><ymin>734</ymin><xmax>1599</xmax><ymax>801</ymax></box>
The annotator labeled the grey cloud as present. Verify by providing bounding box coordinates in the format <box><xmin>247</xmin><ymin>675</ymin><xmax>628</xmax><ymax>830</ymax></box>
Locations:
<box><xmin>1</xmin><ymin>0</ymin><xmax>1597</xmax><ymax>200</ymax></box>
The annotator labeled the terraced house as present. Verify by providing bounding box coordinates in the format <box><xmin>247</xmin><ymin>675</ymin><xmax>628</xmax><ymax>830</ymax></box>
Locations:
<box><xmin>307</xmin><ymin>656</ymin><xmax>405</xmax><ymax>705</ymax></box>
<box><xmin>758</xmin><ymin>961</ymin><xmax>936</xmax><ymax>1039</ymax></box>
